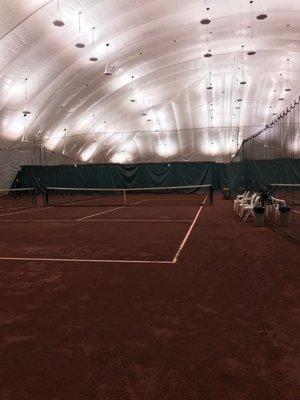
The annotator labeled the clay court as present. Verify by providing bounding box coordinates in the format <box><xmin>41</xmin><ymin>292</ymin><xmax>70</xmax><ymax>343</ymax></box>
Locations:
<box><xmin>1</xmin><ymin>0</ymin><xmax>300</xmax><ymax>399</ymax></box>
<box><xmin>0</xmin><ymin>194</ymin><xmax>209</xmax><ymax>264</ymax></box>
<box><xmin>0</xmin><ymin>194</ymin><xmax>299</xmax><ymax>399</ymax></box>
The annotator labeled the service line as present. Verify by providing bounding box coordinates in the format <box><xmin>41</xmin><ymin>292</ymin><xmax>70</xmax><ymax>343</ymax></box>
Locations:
<box><xmin>77</xmin><ymin>199</ymin><xmax>148</xmax><ymax>221</ymax></box>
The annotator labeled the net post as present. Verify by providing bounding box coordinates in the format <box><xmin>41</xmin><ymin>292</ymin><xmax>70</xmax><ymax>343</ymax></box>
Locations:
<box><xmin>32</xmin><ymin>188</ymin><xmax>37</xmax><ymax>206</ymax></box>
<box><xmin>45</xmin><ymin>188</ymin><xmax>49</xmax><ymax>207</ymax></box>
<box><xmin>209</xmin><ymin>185</ymin><xmax>214</xmax><ymax>206</ymax></box>
<box><xmin>123</xmin><ymin>189</ymin><xmax>127</xmax><ymax>206</ymax></box>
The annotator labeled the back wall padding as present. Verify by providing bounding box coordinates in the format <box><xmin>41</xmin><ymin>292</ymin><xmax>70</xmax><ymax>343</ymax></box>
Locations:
<box><xmin>17</xmin><ymin>159</ymin><xmax>300</xmax><ymax>193</ymax></box>
<box><xmin>18</xmin><ymin>162</ymin><xmax>228</xmax><ymax>192</ymax></box>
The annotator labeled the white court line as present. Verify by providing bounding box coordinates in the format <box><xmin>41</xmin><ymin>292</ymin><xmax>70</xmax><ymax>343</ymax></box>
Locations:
<box><xmin>0</xmin><ymin>218</ymin><xmax>192</xmax><ymax>223</ymax></box>
<box><xmin>0</xmin><ymin>206</ymin><xmax>53</xmax><ymax>217</ymax></box>
<box><xmin>0</xmin><ymin>198</ymin><xmax>205</xmax><ymax>266</ymax></box>
<box><xmin>0</xmin><ymin>256</ymin><xmax>174</xmax><ymax>265</ymax></box>
<box><xmin>0</xmin><ymin>205</ymin><xmax>30</xmax><ymax>212</ymax></box>
<box><xmin>77</xmin><ymin>199</ymin><xmax>148</xmax><ymax>221</ymax></box>
<box><xmin>172</xmin><ymin>196</ymin><xmax>207</xmax><ymax>263</ymax></box>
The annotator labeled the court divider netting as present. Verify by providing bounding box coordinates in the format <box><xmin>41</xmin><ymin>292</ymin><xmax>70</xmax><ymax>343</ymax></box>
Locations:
<box><xmin>44</xmin><ymin>184</ymin><xmax>214</xmax><ymax>207</ymax></box>
<box><xmin>269</xmin><ymin>183</ymin><xmax>300</xmax><ymax>208</ymax></box>
<box><xmin>268</xmin><ymin>183</ymin><xmax>300</xmax><ymax>244</ymax></box>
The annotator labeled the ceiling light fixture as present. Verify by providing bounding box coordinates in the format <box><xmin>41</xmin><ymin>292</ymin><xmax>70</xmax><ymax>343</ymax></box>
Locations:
<box><xmin>240</xmin><ymin>45</ymin><xmax>247</xmax><ymax>84</ymax></box>
<box><xmin>75</xmin><ymin>12</ymin><xmax>85</xmax><ymax>48</ymax></box>
<box><xmin>200</xmin><ymin>18</ymin><xmax>211</xmax><ymax>25</ymax></box>
<box><xmin>203</xmin><ymin>7</ymin><xmax>214</xmax><ymax>59</ymax></box>
<box><xmin>201</xmin><ymin>2</ymin><xmax>211</xmax><ymax>25</ymax></box>
<box><xmin>278</xmin><ymin>73</ymin><xmax>284</xmax><ymax>100</ymax></box>
<box><xmin>104</xmin><ymin>43</ymin><xmax>113</xmax><ymax>76</ymax></box>
<box><xmin>62</xmin><ymin>128</ymin><xmax>67</xmax><ymax>155</ymax></box>
<box><xmin>130</xmin><ymin>75</ymin><xmax>136</xmax><ymax>103</ymax></box>
<box><xmin>247</xmin><ymin>1</ymin><xmax>256</xmax><ymax>56</ymax></box>
<box><xmin>257</xmin><ymin>13</ymin><xmax>267</xmax><ymax>20</ymax></box>
<box><xmin>53</xmin><ymin>0</ymin><xmax>65</xmax><ymax>27</ymax></box>
<box><xmin>89</xmin><ymin>27</ymin><xmax>98</xmax><ymax>62</ymax></box>
<box><xmin>285</xmin><ymin>58</ymin><xmax>292</xmax><ymax>92</ymax></box>
<box><xmin>22</xmin><ymin>78</ymin><xmax>31</xmax><ymax>118</ymax></box>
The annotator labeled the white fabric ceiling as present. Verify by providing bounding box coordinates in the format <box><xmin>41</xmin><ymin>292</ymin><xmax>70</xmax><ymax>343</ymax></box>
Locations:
<box><xmin>0</xmin><ymin>0</ymin><xmax>299</xmax><ymax>164</ymax></box>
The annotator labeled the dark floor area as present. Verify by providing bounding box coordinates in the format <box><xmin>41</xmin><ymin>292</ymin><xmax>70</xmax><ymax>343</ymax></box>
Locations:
<box><xmin>0</xmin><ymin>197</ymin><xmax>299</xmax><ymax>399</ymax></box>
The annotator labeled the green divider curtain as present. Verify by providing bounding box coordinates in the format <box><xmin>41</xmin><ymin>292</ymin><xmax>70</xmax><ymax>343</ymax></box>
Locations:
<box><xmin>17</xmin><ymin>159</ymin><xmax>299</xmax><ymax>194</ymax></box>
<box><xmin>228</xmin><ymin>159</ymin><xmax>300</xmax><ymax>192</ymax></box>
<box><xmin>18</xmin><ymin>162</ymin><xmax>227</xmax><ymax>192</ymax></box>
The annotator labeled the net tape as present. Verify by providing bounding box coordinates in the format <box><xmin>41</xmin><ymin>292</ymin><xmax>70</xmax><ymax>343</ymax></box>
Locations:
<box><xmin>45</xmin><ymin>184</ymin><xmax>214</xmax><ymax>207</ymax></box>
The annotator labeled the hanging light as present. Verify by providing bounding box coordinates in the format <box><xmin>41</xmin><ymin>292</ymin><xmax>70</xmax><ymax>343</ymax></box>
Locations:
<box><xmin>104</xmin><ymin>43</ymin><xmax>113</xmax><ymax>76</ymax></box>
<box><xmin>203</xmin><ymin>15</ymin><xmax>213</xmax><ymax>58</ymax></box>
<box><xmin>130</xmin><ymin>75</ymin><xmax>136</xmax><ymax>102</ymax></box>
<box><xmin>256</xmin><ymin>14</ymin><xmax>267</xmax><ymax>20</ymax></box>
<box><xmin>89</xmin><ymin>27</ymin><xmax>98</xmax><ymax>62</ymax></box>
<box><xmin>278</xmin><ymin>73</ymin><xmax>284</xmax><ymax>100</ymax></box>
<box><xmin>53</xmin><ymin>0</ymin><xmax>65</xmax><ymax>27</ymax></box>
<box><xmin>21</xmin><ymin>80</ymin><xmax>31</xmax><ymax>143</ymax></box>
<box><xmin>247</xmin><ymin>1</ymin><xmax>256</xmax><ymax>56</ymax></box>
<box><xmin>75</xmin><ymin>12</ymin><xmax>85</xmax><ymax>48</ymax></box>
<box><xmin>22</xmin><ymin>78</ymin><xmax>31</xmax><ymax>117</ymax></box>
<box><xmin>103</xmin><ymin>120</ymin><xmax>109</xmax><ymax>148</ymax></box>
<box><xmin>206</xmin><ymin>56</ymin><xmax>213</xmax><ymax>90</ymax></box>
<box><xmin>92</xmin><ymin>113</ymin><xmax>95</xmax><ymax>135</ymax></box>
<box><xmin>240</xmin><ymin>45</ymin><xmax>247</xmax><ymax>84</ymax></box>
<box><xmin>204</xmin><ymin>50</ymin><xmax>213</xmax><ymax>58</ymax></box>
<box><xmin>285</xmin><ymin>58</ymin><xmax>292</xmax><ymax>92</ymax></box>
<box><xmin>62</xmin><ymin>128</ymin><xmax>67</xmax><ymax>155</ymax></box>
<box><xmin>200</xmin><ymin>2</ymin><xmax>211</xmax><ymax>25</ymax></box>
<box><xmin>201</xmin><ymin>18</ymin><xmax>211</xmax><ymax>25</ymax></box>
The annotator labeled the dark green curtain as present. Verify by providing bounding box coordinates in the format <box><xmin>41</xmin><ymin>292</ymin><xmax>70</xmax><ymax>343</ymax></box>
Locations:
<box><xmin>19</xmin><ymin>162</ymin><xmax>227</xmax><ymax>192</ymax></box>
<box><xmin>17</xmin><ymin>159</ymin><xmax>299</xmax><ymax>193</ymax></box>
<box><xmin>228</xmin><ymin>158</ymin><xmax>300</xmax><ymax>192</ymax></box>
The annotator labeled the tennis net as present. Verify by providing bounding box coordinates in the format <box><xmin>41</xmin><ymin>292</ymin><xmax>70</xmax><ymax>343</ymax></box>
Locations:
<box><xmin>269</xmin><ymin>183</ymin><xmax>300</xmax><ymax>208</ymax></box>
<box><xmin>0</xmin><ymin>188</ymin><xmax>36</xmax><ymax>210</ymax></box>
<box><xmin>45</xmin><ymin>185</ymin><xmax>214</xmax><ymax>207</ymax></box>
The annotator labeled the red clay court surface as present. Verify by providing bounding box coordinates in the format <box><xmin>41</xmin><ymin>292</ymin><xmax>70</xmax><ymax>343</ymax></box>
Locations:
<box><xmin>0</xmin><ymin>195</ymin><xmax>207</xmax><ymax>264</ymax></box>
<box><xmin>0</xmin><ymin>196</ymin><xmax>299</xmax><ymax>399</ymax></box>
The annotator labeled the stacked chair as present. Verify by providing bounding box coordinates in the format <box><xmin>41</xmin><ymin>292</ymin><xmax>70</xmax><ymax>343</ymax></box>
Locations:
<box><xmin>234</xmin><ymin>191</ymin><xmax>287</xmax><ymax>223</ymax></box>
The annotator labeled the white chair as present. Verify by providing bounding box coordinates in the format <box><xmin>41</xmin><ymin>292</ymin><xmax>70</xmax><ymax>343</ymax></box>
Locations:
<box><xmin>239</xmin><ymin>193</ymin><xmax>260</xmax><ymax>222</ymax></box>
<box><xmin>237</xmin><ymin>192</ymin><xmax>256</xmax><ymax>217</ymax></box>
<box><xmin>234</xmin><ymin>191</ymin><xmax>251</xmax><ymax>213</ymax></box>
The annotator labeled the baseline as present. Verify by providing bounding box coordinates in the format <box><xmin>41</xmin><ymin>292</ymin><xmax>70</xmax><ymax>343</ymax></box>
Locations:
<box><xmin>0</xmin><ymin>218</ymin><xmax>192</xmax><ymax>223</ymax></box>
<box><xmin>0</xmin><ymin>256</ymin><xmax>174</xmax><ymax>264</ymax></box>
<box><xmin>0</xmin><ymin>206</ymin><xmax>53</xmax><ymax>217</ymax></box>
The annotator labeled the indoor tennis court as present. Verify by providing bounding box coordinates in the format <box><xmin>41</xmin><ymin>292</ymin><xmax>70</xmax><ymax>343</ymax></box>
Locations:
<box><xmin>0</xmin><ymin>186</ymin><xmax>211</xmax><ymax>263</ymax></box>
<box><xmin>0</xmin><ymin>1</ymin><xmax>299</xmax><ymax>400</ymax></box>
